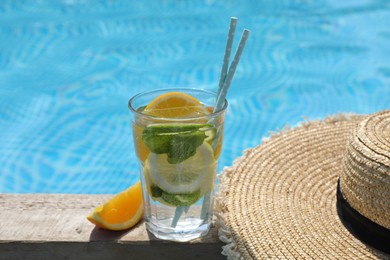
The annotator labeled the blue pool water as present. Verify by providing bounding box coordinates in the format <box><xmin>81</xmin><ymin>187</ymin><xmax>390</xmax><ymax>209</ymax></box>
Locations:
<box><xmin>1</xmin><ymin>0</ymin><xmax>389</xmax><ymax>194</ymax></box>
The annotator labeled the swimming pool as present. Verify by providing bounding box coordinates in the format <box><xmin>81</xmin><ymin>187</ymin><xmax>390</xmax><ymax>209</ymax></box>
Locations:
<box><xmin>1</xmin><ymin>0</ymin><xmax>389</xmax><ymax>194</ymax></box>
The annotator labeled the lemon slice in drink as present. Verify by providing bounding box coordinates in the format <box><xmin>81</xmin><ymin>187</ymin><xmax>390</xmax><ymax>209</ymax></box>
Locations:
<box><xmin>143</xmin><ymin>92</ymin><xmax>210</xmax><ymax>118</ymax></box>
<box><xmin>145</xmin><ymin>142</ymin><xmax>216</xmax><ymax>195</ymax></box>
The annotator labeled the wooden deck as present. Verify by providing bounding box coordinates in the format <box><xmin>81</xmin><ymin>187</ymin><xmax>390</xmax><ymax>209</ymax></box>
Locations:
<box><xmin>0</xmin><ymin>194</ymin><xmax>224</xmax><ymax>259</ymax></box>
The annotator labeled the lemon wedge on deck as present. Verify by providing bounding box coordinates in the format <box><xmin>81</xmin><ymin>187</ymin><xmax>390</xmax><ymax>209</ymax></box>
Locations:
<box><xmin>86</xmin><ymin>181</ymin><xmax>144</xmax><ymax>231</ymax></box>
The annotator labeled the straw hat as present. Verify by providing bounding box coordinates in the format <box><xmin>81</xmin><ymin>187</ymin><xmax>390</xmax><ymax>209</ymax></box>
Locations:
<box><xmin>216</xmin><ymin>110</ymin><xmax>390</xmax><ymax>259</ymax></box>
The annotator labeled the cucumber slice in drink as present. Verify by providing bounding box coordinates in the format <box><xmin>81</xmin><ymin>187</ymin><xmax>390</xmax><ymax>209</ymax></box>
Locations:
<box><xmin>145</xmin><ymin>142</ymin><xmax>216</xmax><ymax>194</ymax></box>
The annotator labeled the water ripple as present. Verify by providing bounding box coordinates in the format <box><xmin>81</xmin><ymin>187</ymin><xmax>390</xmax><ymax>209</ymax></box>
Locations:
<box><xmin>1</xmin><ymin>0</ymin><xmax>390</xmax><ymax>193</ymax></box>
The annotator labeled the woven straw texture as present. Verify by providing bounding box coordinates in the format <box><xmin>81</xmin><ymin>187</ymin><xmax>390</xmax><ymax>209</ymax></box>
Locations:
<box><xmin>216</xmin><ymin>114</ymin><xmax>389</xmax><ymax>259</ymax></box>
<box><xmin>341</xmin><ymin>110</ymin><xmax>390</xmax><ymax>230</ymax></box>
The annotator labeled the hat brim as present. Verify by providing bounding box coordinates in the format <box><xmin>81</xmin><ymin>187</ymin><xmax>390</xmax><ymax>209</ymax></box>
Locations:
<box><xmin>215</xmin><ymin>114</ymin><xmax>389</xmax><ymax>259</ymax></box>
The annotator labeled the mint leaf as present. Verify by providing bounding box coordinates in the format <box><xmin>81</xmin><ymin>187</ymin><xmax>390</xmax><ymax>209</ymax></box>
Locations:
<box><xmin>142</xmin><ymin>124</ymin><xmax>210</xmax><ymax>164</ymax></box>
<box><xmin>142</xmin><ymin>132</ymin><xmax>172</xmax><ymax>154</ymax></box>
<box><xmin>151</xmin><ymin>186</ymin><xmax>163</xmax><ymax>197</ymax></box>
<box><xmin>161</xmin><ymin>190</ymin><xmax>201</xmax><ymax>206</ymax></box>
<box><xmin>143</xmin><ymin>124</ymin><xmax>207</xmax><ymax>134</ymax></box>
<box><xmin>167</xmin><ymin>131</ymin><xmax>205</xmax><ymax>164</ymax></box>
<box><xmin>149</xmin><ymin>185</ymin><xmax>201</xmax><ymax>206</ymax></box>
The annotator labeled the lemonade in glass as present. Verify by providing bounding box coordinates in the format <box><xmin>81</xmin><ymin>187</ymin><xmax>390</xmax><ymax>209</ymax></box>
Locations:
<box><xmin>128</xmin><ymin>88</ymin><xmax>227</xmax><ymax>241</ymax></box>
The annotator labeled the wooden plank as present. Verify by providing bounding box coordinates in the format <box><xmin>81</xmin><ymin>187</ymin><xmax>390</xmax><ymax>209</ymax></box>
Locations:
<box><xmin>0</xmin><ymin>194</ymin><xmax>224</xmax><ymax>259</ymax></box>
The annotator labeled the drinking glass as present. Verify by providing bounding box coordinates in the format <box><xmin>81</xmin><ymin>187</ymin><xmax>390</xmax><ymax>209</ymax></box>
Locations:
<box><xmin>128</xmin><ymin>88</ymin><xmax>227</xmax><ymax>241</ymax></box>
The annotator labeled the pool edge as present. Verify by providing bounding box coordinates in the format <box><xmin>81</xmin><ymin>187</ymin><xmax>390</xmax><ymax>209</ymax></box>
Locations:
<box><xmin>0</xmin><ymin>194</ymin><xmax>224</xmax><ymax>259</ymax></box>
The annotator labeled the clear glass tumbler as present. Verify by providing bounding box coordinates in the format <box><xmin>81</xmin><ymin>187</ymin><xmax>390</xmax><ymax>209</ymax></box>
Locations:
<box><xmin>128</xmin><ymin>88</ymin><xmax>227</xmax><ymax>241</ymax></box>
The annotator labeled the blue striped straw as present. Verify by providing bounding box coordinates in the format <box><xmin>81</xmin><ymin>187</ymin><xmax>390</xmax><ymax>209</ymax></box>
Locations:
<box><xmin>172</xmin><ymin>20</ymin><xmax>250</xmax><ymax>228</ymax></box>
<box><xmin>171</xmin><ymin>206</ymin><xmax>184</xmax><ymax>228</ymax></box>
<box><xmin>214</xmin><ymin>29</ymin><xmax>250</xmax><ymax>112</ymax></box>
<box><xmin>217</xmin><ymin>17</ymin><xmax>237</xmax><ymax>99</ymax></box>
<box><xmin>200</xmin><ymin>22</ymin><xmax>250</xmax><ymax>221</ymax></box>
